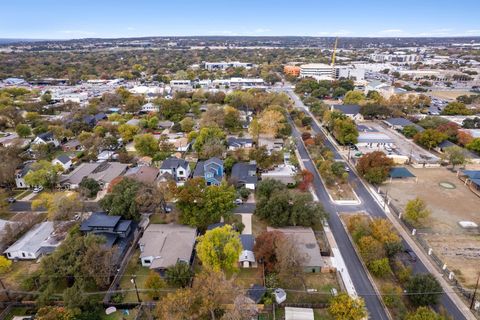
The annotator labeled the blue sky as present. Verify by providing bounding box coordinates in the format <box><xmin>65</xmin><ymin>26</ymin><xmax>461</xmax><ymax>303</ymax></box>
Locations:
<box><xmin>1</xmin><ymin>0</ymin><xmax>480</xmax><ymax>39</ymax></box>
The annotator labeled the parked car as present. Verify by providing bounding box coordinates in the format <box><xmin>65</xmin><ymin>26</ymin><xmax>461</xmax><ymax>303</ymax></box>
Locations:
<box><xmin>344</xmin><ymin>165</ymin><xmax>350</xmax><ymax>172</ymax></box>
<box><xmin>234</xmin><ymin>198</ymin><xmax>243</xmax><ymax>205</ymax></box>
<box><xmin>33</xmin><ymin>186</ymin><xmax>44</xmax><ymax>193</ymax></box>
<box><xmin>6</xmin><ymin>197</ymin><xmax>16</xmax><ymax>203</ymax></box>
<box><xmin>404</xmin><ymin>248</ymin><xmax>417</xmax><ymax>262</ymax></box>
<box><xmin>164</xmin><ymin>205</ymin><xmax>172</xmax><ymax>213</ymax></box>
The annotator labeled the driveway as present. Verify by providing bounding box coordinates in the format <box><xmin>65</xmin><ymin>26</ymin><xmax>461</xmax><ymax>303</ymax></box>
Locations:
<box><xmin>241</xmin><ymin>213</ymin><xmax>252</xmax><ymax>235</ymax></box>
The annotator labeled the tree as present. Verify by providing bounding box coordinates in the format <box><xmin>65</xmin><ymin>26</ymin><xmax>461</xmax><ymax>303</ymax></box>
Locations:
<box><xmin>442</xmin><ymin>146</ymin><xmax>467</xmax><ymax>169</ymax></box>
<box><xmin>403</xmin><ymin>197</ymin><xmax>430</xmax><ymax>227</ymax></box>
<box><xmin>79</xmin><ymin>177</ymin><xmax>100</xmax><ymax>198</ymax></box>
<box><xmin>356</xmin><ymin>151</ymin><xmax>394</xmax><ymax>184</ymax></box>
<box><xmin>466</xmin><ymin>138</ymin><xmax>480</xmax><ymax>153</ymax></box>
<box><xmin>248</xmin><ymin>118</ymin><xmax>261</xmax><ymax>142</ymax></box>
<box><xmin>457</xmin><ymin>131</ymin><xmax>473</xmax><ymax>146</ymax></box>
<box><xmin>441</xmin><ymin>102</ymin><xmax>471</xmax><ymax>115</ymax></box>
<box><xmin>24</xmin><ymin>160</ymin><xmax>62</xmax><ymax>189</ymax></box>
<box><xmin>333</xmin><ymin>118</ymin><xmax>358</xmax><ymax>145</ymax></box>
<box><xmin>276</xmin><ymin>236</ymin><xmax>308</xmax><ymax>288</ymax></box>
<box><xmin>200</xmin><ymin>105</ymin><xmax>225</xmax><ymax>128</ymax></box>
<box><xmin>32</xmin><ymin>191</ymin><xmax>82</xmax><ymax>221</ymax></box>
<box><xmin>145</xmin><ymin>271</ymin><xmax>166</xmax><ymax>300</ymax></box>
<box><xmin>328</xmin><ymin>293</ymin><xmax>367</xmax><ymax>320</ymax></box>
<box><xmin>0</xmin><ymin>256</ymin><xmax>12</xmax><ymax>274</ymax></box>
<box><xmin>368</xmin><ymin>258</ymin><xmax>392</xmax><ymax>277</ymax></box>
<box><xmin>156</xmin><ymin>288</ymin><xmax>201</xmax><ymax>320</ymax></box>
<box><xmin>118</xmin><ymin>123</ymin><xmax>140</xmax><ymax>142</ymax></box>
<box><xmin>194</xmin><ymin>271</ymin><xmax>237</xmax><ymax>320</ymax></box>
<box><xmin>134</xmin><ymin>133</ymin><xmax>159</xmax><ymax>157</ymax></box>
<box><xmin>297</xmin><ymin>169</ymin><xmax>314</xmax><ymax>191</ymax></box>
<box><xmin>253</xmin><ymin>230</ymin><xmax>286</xmax><ymax>272</ymax></box>
<box><xmin>402</xmin><ymin>125</ymin><xmax>419</xmax><ymax>138</ymax></box>
<box><xmin>196</xmin><ymin>225</ymin><xmax>242</xmax><ymax>273</ymax></box>
<box><xmin>180</xmin><ymin>117</ymin><xmax>195</xmax><ymax>132</ymax></box>
<box><xmin>258</xmin><ymin>109</ymin><xmax>285</xmax><ymax>137</ymax></box>
<box><xmin>332</xmin><ymin>87</ymin><xmax>347</xmax><ymax>98</ymax></box>
<box><xmin>357</xmin><ymin>236</ymin><xmax>386</xmax><ymax>265</ymax></box>
<box><xmin>36</xmin><ymin>306</ymin><xmax>75</xmax><ymax>320</ymax></box>
<box><xmin>344</xmin><ymin>91</ymin><xmax>366</xmax><ymax>105</ymax></box>
<box><xmin>406</xmin><ymin>274</ymin><xmax>442</xmax><ymax>307</ymax></box>
<box><xmin>63</xmin><ymin>281</ymin><xmax>87</xmax><ymax>311</ymax></box>
<box><xmin>100</xmin><ymin>178</ymin><xmax>141</xmax><ymax>220</ymax></box>
<box><xmin>222</xmin><ymin>294</ymin><xmax>258</xmax><ymax>320</ymax></box>
<box><xmin>166</xmin><ymin>261</ymin><xmax>193</xmax><ymax>288</ymax></box>
<box><xmin>193</xmin><ymin>127</ymin><xmax>226</xmax><ymax>154</ymax></box>
<box><xmin>0</xmin><ymin>146</ymin><xmax>22</xmax><ymax>187</ymax></box>
<box><xmin>414</xmin><ymin>129</ymin><xmax>447</xmax><ymax>150</ymax></box>
<box><xmin>405</xmin><ymin>307</ymin><xmax>446</xmax><ymax>320</ymax></box>
<box><xmin>81</xmin><ymin>241</ymin><xmax>116</xmax><ymax>289</ymax></box>
<box><xmin>15</xmin><ymin>123</ymin><xmax>31</xmax><ymax>137</ymax></box>
<box><xmin>177</xmin><ymin>178</ymin><xmax>236</xmax><ymax>230</ymax></box>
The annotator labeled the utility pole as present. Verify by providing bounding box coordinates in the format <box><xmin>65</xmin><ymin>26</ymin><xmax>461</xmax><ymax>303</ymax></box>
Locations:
<box><xmin>471</xmin><ymin>272</ymin><xmax>480</xmax><ymax>310</ymax></box>
<box><xmin>131</xmin><ymin>276</ymin><xmax>141</xmax><ymax>303</ymax></box>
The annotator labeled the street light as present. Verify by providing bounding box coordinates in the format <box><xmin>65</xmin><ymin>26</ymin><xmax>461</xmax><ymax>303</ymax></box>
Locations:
<box><xmin>131</xmin><ymin>276</ymin><xmax>141</xmax><ymax>303</ymax></box>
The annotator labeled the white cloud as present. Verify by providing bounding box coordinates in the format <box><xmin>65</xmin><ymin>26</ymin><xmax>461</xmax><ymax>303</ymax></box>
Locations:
<box><xmin>126</xmin><ymin>27</ymin><xmax>136</xmax><ymax>31</ymax></box>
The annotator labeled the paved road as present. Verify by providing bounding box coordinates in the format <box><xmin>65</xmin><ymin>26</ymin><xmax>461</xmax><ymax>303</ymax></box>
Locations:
<box><xmin>285</xmin><ymin>88</ymin><xmax>468</xmax><ymax>320</ymax></box>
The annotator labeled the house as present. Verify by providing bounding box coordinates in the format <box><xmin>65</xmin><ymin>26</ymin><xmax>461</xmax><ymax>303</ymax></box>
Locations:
<box><xmin>383</xmin><ymin>118</ymin><xmax>424</xmax><ymax>132</ymax></box>
<box><xmin>62</xmin><ymin>139</ymin><xmax>83</xmax><ymax>152</ymax></box>
<box><xmin>125</xmin><ymin>166</ymin><xmax>160</xmax><ymax>185</ymax></box>
<box><xmin>239</xmin><ymin>234</ymin><xmax>257</xmax><ymax>268</ymax></box>
<box><xmin>97</xmin><ymin>150</ymin><xmax>117</xmax><ymax>162</ymax></box>
<box><xmin>193</xmin><ymin>157</ymin><xmax>224</xmax><ymax>186</ymax></box>
<box><xmin>267</xmin><ymin>227</ymin><xmax>324</xmax><ymax>273</ymax></box>
<box><xmin>15</xmin><ymin>162</ymin><xmax>34</xmax><ymax>188</ymax></box>
<box><xmin>140</xmin><ymin>102</ymin><xmax>159</xmax><ymax>113</ymax></box>
<box><xmin>80</xmin><ymin>212</ymin><xmax>136</xmax><ymax>260</ymax></box>
<box><xmin>159</xmin><ymin>157</ymin><xmax>190</xmax><ymax>181</ymax></box>
<box><xmin>261</xmin><ymin>164</ymin><xmax>297</xmax><ymax>186</ymax></box>
<box><xmin>285</xmin><ymin>307</ymin><xmax>314</xmax><ymax>320</ymax></box>
<box><xmin>158</xmin><ymin>120</ymin><xmax>174</xmax><ymax>129</ymax></box>
<box><xmin>60</xmin><ymin>162</ymin><xmax>128</xmax><ymax>189</ymax></box>
<box><xmin>258</xmin><ymin>136</ymin><xmax>284</xmax><ymax>154</ymax></box>
<box><xmin>52</xmin><ymin>154</ymin><xmax>72</xmax><ymax>171</ymax></box>
<box><xmin>83</xmin><ymin>113</ymin><xmax>107</xmax><ymax>127</ymax></box>
<box><xmin>246</xmin><ymin>284</ymin><xmax>266</xmax><ymax>304</ymax></box>
<box><xmin>138</xmin><ymin>224</ymin><xmax>197</xmax><ymax>273</ymax></box>
<box><xmin>231</xmin><ymin>162</ymin><xmax>257</xmax><ymax>190</ymax></box>
<box><xmin>32</xmin><ymin>132</ymin><xmax>59</xmax><ymax>147</ymax></box>
<box><xmin>169</xmin><ymin>137</ymin><xmax>191</xmax><ymax>152</ymax></box>
<box><xmin>227</xmin><ymin>137</ymin><xmax>254</xmax><ymax>150</ymax></box>
<box><xmin>330</xmin><ymin>104</ymin><xmax>364</xmax><ymax>121</ymax></box>
<box><xmin>458</xmin><ymin>169</ymin><xmax>480</xmax><ymax>195</ymax></box>
<box><xmin>4</xmin><ymin>222</ymin><xmax>63</xmax><ymax>260</ymax></box>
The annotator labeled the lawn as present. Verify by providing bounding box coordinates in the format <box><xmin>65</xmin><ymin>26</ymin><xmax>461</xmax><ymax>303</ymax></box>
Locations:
<box><xmin>3</xmin><ymin>260</ymin><xmax>40</xmax><ymax>291</ymax></box>
<box><xmin>281</xmin><ymin>272</ymin><xmax>340</xmax><ymax>304</ymax></box>
<box><xmin>229</xmin><ymin>267</ymin><xmax>263</xmax><ymax>289</ymax></box>
<box><xmin>118</xmin><ymin>250</ymin><xmax>152</xmax><ymax>302</ymax></box>
<box><xmin>100</xmin><ymin>308</ymin><xmax>139</xmax><ymax>320</ymax></box>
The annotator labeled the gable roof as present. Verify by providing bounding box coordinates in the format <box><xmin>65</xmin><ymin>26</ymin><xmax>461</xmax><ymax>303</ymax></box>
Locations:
<box><xmin>384</xmin><ymin>118</ymin><xmax>424</xmax><ymax>132</ymax></box>
<box><xmin>227</xmin><ymin>137</ymin><xmax>253</xmax><ymax>148</ymax></box>
<box><xmin>4</xmin><ymin>222</ymin><xmax>61</xmax><ymax>255</ymax></box>
<box><xmin>332</xmin><ymin>104</ymin><xmax>361</xmax><ymax>115</ymax></box>
<box><xmin>240</xmin><ymin>234</ymin><xmax>254</xmax><ymax>251</ymax></box>
<box><xmin>37</xmin><ymin>132</ymin><xmax>54</xmax><ymax>141</ymax></box>
<box><xmin>231</xmin><ymin>162</ymin><xmax>257</xmax><ymax>185</ymax></box>
<box><xmin>160</xmin><ymin>157</ymin><xmax>189</xmax><ymax>171</ymax></box>
<box><xmin>125</xmin><ymin>166</ymin><xmax>160</xmax><ymax>184</ymax></box>
<box><xmin>55</xmin><ymin>154</ymin><xmax>71</xmax><ymax>164</ymax></box>
<box><xmin>246</xmin><ymin>284</ymin><xmax>266</xmax><ymax>304</ymax></box>
<box><xmin>60</xmin><ymin>162</ymin><xmax>128</xmax><ymax>185</ymax></box>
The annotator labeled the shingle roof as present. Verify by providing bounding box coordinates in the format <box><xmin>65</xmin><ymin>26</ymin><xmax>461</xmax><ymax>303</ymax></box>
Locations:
<box><xmin>56</xmin><ymin>154</ymin><xmax>71</xmax><ymax>164</ymax></box>
<box><xmin>246</xmin><ymin>284</ymin><xmax>266</xmax><ymax>304</ymax></box>
<box><xmin>4</xmin><ymin>222</ymin><xmax>60</xmax><ymax>255</ymax></box>
<box><xmin>227</xmin><ymin>137</ymin><xmax>253</xmax><ymax>148</ymax></box>
<box><xmin>160</xmin><ymin>157</ymin><xmax>189</xmax><ymax>171</ymax></box>
<box><xmin>240</xmin><ymin>234</ymin><xmax>254</xmax><ymax>251</ymax></box>
<box><xmin>37</xmin><ymin>132</ymin><xmax>54</xmax><ymax>141</ymax></box>
<box><xmin>231</xmin><ymin>163</ymin><xmax>257</xmax><ymax>185</ymax></box>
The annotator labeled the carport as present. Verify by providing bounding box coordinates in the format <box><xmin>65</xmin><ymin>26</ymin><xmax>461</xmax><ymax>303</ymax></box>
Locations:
<box><xmin>388</xmin><ymin>167</ymin><xmax>417</xmax><ymax>183</ymax></box>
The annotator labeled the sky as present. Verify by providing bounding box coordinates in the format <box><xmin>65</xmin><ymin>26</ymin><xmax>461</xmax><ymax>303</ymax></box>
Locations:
<box><xmin>1</xmin><ymin>0</ymin><xmax>480</xmax><ymax>39</ymax></box>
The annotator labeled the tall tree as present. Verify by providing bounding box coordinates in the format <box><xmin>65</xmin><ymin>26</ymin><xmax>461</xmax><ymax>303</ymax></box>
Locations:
<box><xmin>403</xmin><ymin>197</ymin><xmax>431</xmax><ymax>227</ymax></box>
<box><xmin>253</xmin><ymin>230</ymin><xmax>286</xmax><ymax>272</ymax></box>
<box><xmin>100</xmin><ymin>178</ymin><xmax>141</xmax><ymax>220</ymax></box>
<box><xmin>406</xmin><ymin>274</ymin><xmax>442</xmax><ymax>307</ymax></box>
<box><xmin>32</xmin><ymin>191</ymin><xmax>82</xmax><ymax>221</ymax></box>
<box><xmin>356</xmin><ymin>151</ymin><xmax>394</xmax><ymax>184</ymax></box>
<box><xmin>328</xmin><ymin>293</ymin><xmax>367</xmax><ymax>320</ymax></box>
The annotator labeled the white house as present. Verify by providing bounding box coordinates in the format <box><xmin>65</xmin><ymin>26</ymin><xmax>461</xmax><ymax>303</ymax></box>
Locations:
<box><xmin>4</xmin><ymin>222</ymin><xmax>62</xmax><ymax>260</ymax></box>
<box><xmin>32</xmin><ymin>132</ymin><xmax>59</xmax><ymax>147</ymax></box>
<box><xmin>52</xmin><ymin>155</ymin><xmax>72</xmax><ymax>171</ymax></box>
<box><xmin>159</xmin><ymin>157</ymin><xmax>191</xmax><ymax>181</ymax></box>
<box><xmin>330</xmin><ymin>105</ymin><xmax>364</xmax><ymax>121</ymax></box>
<box><xmin>239</xmin><ymin>235</ymin><xmax>257</xmax><ymax>268</ymax></box>
<box><xmin>15</xmin><ymin>162</ymin><xmax>34</xmax><ymax>189</ymax></box>
<box><xmin>140</xmin><ymin>102</ymin><xmax>159</xmax><ymax>113</ymax></box>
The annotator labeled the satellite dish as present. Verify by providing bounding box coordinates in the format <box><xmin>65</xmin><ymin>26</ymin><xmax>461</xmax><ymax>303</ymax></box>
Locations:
<box><xmin>105</xmin><ymin>306</ymin><xmax>117</xmax><ymax>315</ymax></box>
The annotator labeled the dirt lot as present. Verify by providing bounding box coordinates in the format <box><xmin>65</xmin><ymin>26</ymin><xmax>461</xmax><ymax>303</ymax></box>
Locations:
<box><xmin>380</xmin><ymin>167</ymin><xmax>480</xmax><ymax>287</ymax></box>
<box><xmin>430</xmin><ymin>90</ymin><xmax>475</xmax><ymax>101</ymax></box>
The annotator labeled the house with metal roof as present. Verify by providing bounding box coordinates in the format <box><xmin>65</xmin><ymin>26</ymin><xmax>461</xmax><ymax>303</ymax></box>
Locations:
<box><xmin>4</xmin><ymin>222</ymin><xmax>62</xmax><ymax>260</ymax></box>
<box><xmin>231</xmin><ymin>162</ymin><xmax>257</xmax><ymax>190</ymax></box>
<box><xmin>331</xmin><ymin>104</ymin><xmax>364</xmax><ymax>121</ymax></box>
<box><xmin>138</xmin><ymin>224</ymin><xmax>197</xmax><ymax>273</ymax></box>
<box><xmin>193</xmin><ymin>157</ymin><xmax>224</xmax><ymax>186</ymax></box>
<box><xmin>383</xmin><ymin>117</ymin><xmax>424</xmax><ymax>132</ymax></box>
<box><xmin>239</xmin><ymin>234</ymin><xmax>257</xmax><ymax>268</ymax></box>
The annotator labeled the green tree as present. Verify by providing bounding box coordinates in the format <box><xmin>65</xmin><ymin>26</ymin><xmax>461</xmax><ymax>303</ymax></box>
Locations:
<box><xmin>442</xmin><ymin>146</ymin><xmax>467</xmax><ymax>169</ymax></box>
<box><xmin>193</xmin><ymin>127</ymin><xmax>226</xmax><ymax>153</ymax></box>
<box><xmin>24</xmin><ymin>160</ymin><xmax>62</xmax><ymax>189</ymax></box>
<box><xmin>406</xmin><ymin>274</ymin><xmax>442</xmax><ymax>307</ymax></box>
<box><xmin>333</xmin><ymin>118</ymin><xmax>358</xmax><ymax>145</ymax></box>
<box><xmin>100</xmin><ymin>178</ymin><xmax>141</xmax><ymax>220</ymax></box>
<box><xmin>344</xmin><ymin>91</ymin><xmax>366</xmax><ymax>105</ymax></box>
<box><xmin>402</xmin><ymin>125</ymin><xmax>419</xmax><ymax>138</ymax></box>
<box><xmin>466</xmin><ymin>138</ymin><xmax>480</xmax><ymax>153</ymax></box>
<box><xmin>118</xmin><ymin>123</ymin><xmax>140</xmax><ymax>142</ymax></box>
<box><xmin>15</xmin><ymin>123</ymin><xmax>31</xmax><ymax>137</ymax></box>
<box><xmin>134</xmin><ymin>133</ymin><xmax>159</xmax><ymax>157</ymax></box>
<box><xmin>414</xmin><ymin>129</ymin><xmax>447</xmax><ymax>150</ymax></box>
<box><xmin>196</xmin><ymin>225</ymin><xmax>242</xmax><ymax>273</ymax></box>
<box><xmin>79</xmin><ymin>177</ymin><xmax>100</xmax><ymax>198</ymax></box>
<box><xmin>357</xmin><ymin>235</ymin><xmax>386</xmax><ymax>264</ymax></box>
<box><xmin>405</xmin><ymin>307</ymin><xmax>446</xmax><ymax>320</ymax></box>
<box><xmin>32</xmin><ymin>191</ymin><xmax>81</xmax><ymax>221</ymax></box>
<box><xmin>165</xmin><ymin>261</ymin><xmax>193</xmax><ymax>288</ymax></box>
<box><xmin>179</xmin><ymin>117</ymin><xmax>195</xmax><ymax>132</ymax></box>
<box><xmin>36</xmin><ymin>306</ymin><xmax>75</xmax><ymax>320</ymax></box>
<box><xmin>356</xmin><ymin>151</ymin><xmax>394</xmax><ymax>184</ymax></box>
<box><xmin>328</xmin><ymin>293</ymin><xmax>367</xmax><ymax>320</ymax></box>
<box><xmin>441</xmin><ymin>102</ymin><xmax>471</xmax><ymax>115</ymax></box>
<box><xmin>177</xmin><ymin>178</ymin><xmax>236</xmax><ymax>230</ymax></box>
<box><xmin>403</xmin><ymin>197</ymin><xmax>431</xmax><ymax>227</ymax></box>
<box><xmin>368</xmin><ymin>258</ymin><xmax>392</xmax><ymax>278</ymax></box>
<box><xmin>145</xmin><ymin>271</ymin><xmax>166</xmax><ymax>300</ymax></box>
<box><xmin>332</xmin><ymin>87</ymin><xmax>347</xmax><ymax>98</ymax></box>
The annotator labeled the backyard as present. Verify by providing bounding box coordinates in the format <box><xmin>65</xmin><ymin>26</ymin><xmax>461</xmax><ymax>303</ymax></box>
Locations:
<box><xmin>379</xmin><ymin>166</ymin><xmax>480</xmax><ymax>287</ymax></box>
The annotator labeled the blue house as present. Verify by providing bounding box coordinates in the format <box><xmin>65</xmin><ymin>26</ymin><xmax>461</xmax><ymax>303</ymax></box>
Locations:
<box><xmin>193</xmin><ymin>157</ymin><xmax>224</xmax><ymax>186</ymax></box>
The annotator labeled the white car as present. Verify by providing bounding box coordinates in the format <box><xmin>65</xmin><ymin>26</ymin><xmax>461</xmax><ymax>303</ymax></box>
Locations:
<box><xmin>234</xmin><ymin>198</ymin><xmax>243</xmax><ymax>205</ymax></box>
<box><xmin>33</xmin><ymin>186</ymin><xmax>44</xmax><ymax>193</ymax></box>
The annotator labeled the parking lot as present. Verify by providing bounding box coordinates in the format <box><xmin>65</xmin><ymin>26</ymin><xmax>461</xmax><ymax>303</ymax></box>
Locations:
<box><xmin>356</xmin><ymin>121</ymin><xmax>440</xmax><ymax>165</ymax></box>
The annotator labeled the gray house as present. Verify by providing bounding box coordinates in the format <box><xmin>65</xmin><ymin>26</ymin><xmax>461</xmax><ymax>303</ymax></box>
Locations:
<box><xmin>231</xmin><ymin>162</ymin><xmax>257</xmax><ymax>190</ymax></box>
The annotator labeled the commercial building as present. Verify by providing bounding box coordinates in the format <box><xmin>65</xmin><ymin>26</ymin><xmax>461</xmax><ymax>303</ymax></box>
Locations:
<box><xmin>204</xmin><ymin>61</ymin><xmax>255</xmax><ymax>71</ymax></box>
<box><xmin>299</xmin><ymin>63</ymin><xmax>334</xmax><ymax>80</ymax></box>
<box><xmin>284</xmin><ymin>65</ymin><xmax>301</xmax><ymax>77</ymax></box>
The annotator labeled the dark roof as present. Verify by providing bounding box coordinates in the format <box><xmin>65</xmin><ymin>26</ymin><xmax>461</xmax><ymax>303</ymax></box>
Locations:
<box><xmin>115</xmin><ymin>220</ymin><xmax>133</xmax><ymax>233</ymax></box>
<box><xmin>462</xmin><ymin>170</ymin><xmax>480</xmax><ymax>187</ymax></box>
<box><xmin>227</xmin><ymin>137</ymin><xmax>253</xmax><ymax>147</ymax></box>
<box><xmin>332</xmin><ymin>104</ymin><xmax>361</xmax><ymax>115</ymax></box>
<box><xmin>384</xmin><ymin>117</ymin><xmax>424</xmax><ymax>132</ymax></box>
<box><xmin>247</xmin><ymin>284</ymin><xmax>266</xmax><ymax>304</ymax></box>
<box><xmin>240</xmin><ymin>234</ymin><xmax>254</xmax><ymax>251</ymax></box>
<box><xmin>438</xmin><ymin>140</ymin><xmax>456</xmax><ymax>149</ymax></box>
<box><xmin>389</xmin><ymin>167</ymin><xmax>416</xmax><ymax>179</ymax></box>
<box><xmin>193</xmin><ymin>160</ymin><xmax>205</xmax><ymax>177</ymax></box>
<box><xmin>205</xmin><ymin>157</ymin><xmax>223</xmax><ymax>167</ymax></box>
<box><xmin>206</xmin><ymin>222</ymin><xmax>225</xmax><ymax>231</ymax></box>
<box><xmin>56</xmin><ymin>154</ymin><xmax>71</xmax><ymax>164</ymax></box>
<box><xmin>80</xmin><ymin>212</ymin><xmax>121</xmax><ymax>231</ymax></box>
<box><xmin>231</xmin><ymin>162</ymin><xmax>257</xmax><ymax>185</ymax></box>
<box><xmin>37</xmin><ymin>132</ymin><xmax>54</xmax><ymax>141</ymax></box>
<box><xmin>83</xmin><ymin>114</ymin><xmax>96</xmax><ymax>125</ymax></box>
<box><xmin>160</xmin><ymin>157</ymin><xmax>189</xmax><ymax>170</ymax></box>
<box><xmin>95</xmin><ymin>113</ymin><xmax>107</xmax><ymax>121</ymax></box>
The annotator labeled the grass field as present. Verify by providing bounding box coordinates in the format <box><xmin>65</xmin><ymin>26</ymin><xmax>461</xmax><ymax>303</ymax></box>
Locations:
<box><xmin>430</xmin><ymin>90</ymin><xmax>474</xmax><ymax>100</ymax></box>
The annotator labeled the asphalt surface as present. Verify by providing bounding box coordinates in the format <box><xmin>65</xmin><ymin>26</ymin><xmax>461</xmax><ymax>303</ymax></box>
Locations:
<box><xmin>285</xmin><ymin>88</ymin><xmax>467</xmax><ymax>320</ymax></box>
